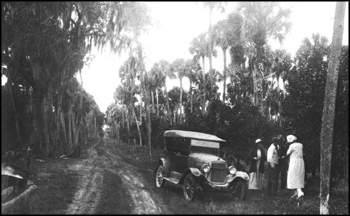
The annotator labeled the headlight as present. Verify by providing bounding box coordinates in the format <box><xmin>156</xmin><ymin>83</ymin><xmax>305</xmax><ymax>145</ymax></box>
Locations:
<box><xmin>202</xmin><ymin>164</ymin><xmax>211</xmax><ymax>173</ymax></box>
<box><xmin>229</xmin><ymin>166</ymin><xmax>237</xmax><ymax>175</ymax></box>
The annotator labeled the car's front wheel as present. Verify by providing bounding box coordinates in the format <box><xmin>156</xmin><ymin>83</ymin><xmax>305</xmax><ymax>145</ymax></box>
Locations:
<box><xmin>155</xmin><ymin>164</ymin><xmax>165</xmax><ymax>188</ymax></box>
<box><xmin>183</xmin><ymin>173</ymin><xmax>198</xmax><ymax>201</ymax></box>
<box><xmin>233</xmin><ymin>180</ymin><xmax>248</xmax><ymax>200</ymax></box>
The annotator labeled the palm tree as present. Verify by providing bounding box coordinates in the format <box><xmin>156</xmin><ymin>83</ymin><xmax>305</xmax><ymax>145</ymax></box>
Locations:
<box><xmin>237</xmin><ymin>2</ymin><xmax>292</xmax><ymax>112</ymax></box>
<box><xmin>270</xmin><ymin>49</ymin><xmax>292</xmax><ymax>125</ymax></box>
<box><xmin>153</xmin><ymin>60</ymin><xmax>176</xmax><ymax>125</ymax></box>
<box><xmin>189</xmin><ymin>33</ymin><xmax>209</xmax><ymax>114</ymax></box>
<box><xmin>213</xmin><ymin>19</ymin><xmax>231</xmax><ymax>102</ymax></box>
<box><xmin>202</xmin><ymin>2</ymin><xmax>226</xmax><ymax>87</ymax></box>
<box><xmin>171</xmin><ymin>58</ymin><xmax>189</xmax><ymax>124</ymax></box>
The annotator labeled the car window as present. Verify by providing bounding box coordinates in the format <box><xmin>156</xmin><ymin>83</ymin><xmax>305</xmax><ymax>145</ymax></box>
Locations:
<box><xmin>191</xmin><ymin>139</ymin><xmax>220</xmax><ymax>148</ymax></box>
<box><xmin>190</xmin><ymin>140</ymin><xmax>220</xmax><ymax>155</ymax></box>
<box><xmin>165</xmin><ymin>137</ymin><xmax>190</xmax><ymax>154</ymax></box>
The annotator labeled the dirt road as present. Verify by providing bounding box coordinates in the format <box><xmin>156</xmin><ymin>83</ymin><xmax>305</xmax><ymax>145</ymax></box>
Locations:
<box><xmin>62</xmin><ymin>138</ymin><xmax>164</xmax><ymax>214</ymax></box>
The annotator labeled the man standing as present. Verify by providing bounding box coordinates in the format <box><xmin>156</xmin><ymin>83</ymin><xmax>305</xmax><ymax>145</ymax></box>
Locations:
<box><xmin>278</xmin><ymin>135</ymin><xmax>288</xmax><ymax>190</ymax></box>
<box><xmin>266</xmin><ymin>136</ymin><xmax>280</xmax><ymax>196</ymax></box>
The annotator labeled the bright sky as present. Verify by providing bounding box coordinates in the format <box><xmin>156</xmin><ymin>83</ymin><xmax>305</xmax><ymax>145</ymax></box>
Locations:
<box><xmin>80</xmin><ymin>2</ymin><xmax>349</xmax><ymax>113</ymax></box>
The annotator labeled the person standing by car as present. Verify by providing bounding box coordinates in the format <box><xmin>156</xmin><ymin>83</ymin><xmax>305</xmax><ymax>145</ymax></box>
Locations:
<box><xmin>248</xmin><ymin>139</ymin><xmax>265</xmax><ymax>190</ymax></box>
<box><xmin>278</xmin><ymin>135</ymin><xmax>288</xmax><ymax>190</ymax></box>
<box><xmin>266</xmin><ymin>136</ymin><xmax>280</xmax><ymax>196</ymax></box>
<box><xmin>286</xmin><ymin>134</ymin><xmax>305</xmax><ymax>199</ymax></box>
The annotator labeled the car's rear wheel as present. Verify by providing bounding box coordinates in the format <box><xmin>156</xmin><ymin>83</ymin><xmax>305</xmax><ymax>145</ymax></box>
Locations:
<box><xmin>183</xmin><ymin>173</ymin><xmax>198</xmax><ymax>201</ymax></box>
<box><xmin>234</xmin><ymin>180</ymin><xmax>248</xmax><ymax>200</ymax></box>
<box><xmin>155</xmin><ymin>164</ymin><xmax>165</xmax><ymax>188</ymax></box>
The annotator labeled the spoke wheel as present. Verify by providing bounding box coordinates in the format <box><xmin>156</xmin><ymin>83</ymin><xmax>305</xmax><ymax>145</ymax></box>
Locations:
<box><xmin>183</xmin><ymin>174</ymin><xmax>198</xmax><ymax>201</ymax></box>
<box><xmin>155</xmin><ymin>164</ymin><xmax>165</xmax><ymax>188</ymax></box>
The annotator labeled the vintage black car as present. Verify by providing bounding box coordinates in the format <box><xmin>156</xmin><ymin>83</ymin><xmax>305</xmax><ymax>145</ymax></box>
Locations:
<box><xmin>154</xmin><ymin>130</ymin><xmax>249</xmax><ymax>201</ymax></box>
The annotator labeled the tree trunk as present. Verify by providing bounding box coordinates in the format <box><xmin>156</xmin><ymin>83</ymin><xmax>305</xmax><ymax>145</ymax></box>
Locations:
<box><xmin>319</xmin><ymin>2</ymin><xmax>345</xmax><ymax>214</ymax></box>
<box><xmin>132</xmin><ymin>106</ymin><xmax>142</xmax><ymax>147</ymax></box>
<box><xmin>164</xmin><ymin>76</ymin><xmax>171</xmax><ymax>125</ymax></box>
<box><xmin>43</xmin><ymin>96</ymin><xmax>50</xmax><ymax>156</ymax></box>
<box><xmin>156</xmin><ymin>89</ymin><xmax>159</xmax><ymax>117</ymax></box>
<box><xmin>60</xmin><ymin>108</ymin><xmax>68</xmax><ymax>154</ymax></box>
<box><xmin>4</xmin><ymin>38</ymin><xmax>22</xmax><ymax>146</ymax></box>
<box><xmin>202</xmin><ymin>56</ymin><xmax>206</xmax><ymax>114</ymax></box>
<box><xmin>179</xmin><ymin>77</ymin><xmax>183</xmax><ymax>125</ymax></box>
<box><xmin>138</xmin><ymin>45</ymin><xmax>152</xmax><ymax>159</ymax></box>
<box><xmin>223</xmin><ymin>48</ymin><xmax>227</xmax><ymax>102</ymax></box>
<box><xmin>151</xmin><ymin>90</ymin><xmax>155</xmax><ymax>114</ymax></box>
<box><xmin>276</xmin><ymin>74</ymin><xmax>282</xmax><ymax>126</ymax></box>
<box><xmin>253</xmin><ymin>64</ymin><xmax>258</xmax><ymax>106</ymax></box>
<box><xmin>116</xmin><ymin>121</ymin><xmax>120</xmax><ymax>141</ymax></box>
<box><xmin>208</xmin><ymin>7</ymin><xmax>214</xmax><ymax>87</ymax></box>
<box><xmin>190</xmin><ymin>81</ymin><xmax>193</xmax><ymax>113</ymax></box>
<box><xmin>6</xmin><ymin>56</ymin><xmax>23</xmax><ymax>146</ymax></box>
<box><xmin>126</xmin><ymin>107</ymin><xmax>130</xmax><ymax>143</ymax></box>
<box><xmin>67</xmin><ymin>105</ymin><xmax>73</xmax><ymax>153</ymax></box>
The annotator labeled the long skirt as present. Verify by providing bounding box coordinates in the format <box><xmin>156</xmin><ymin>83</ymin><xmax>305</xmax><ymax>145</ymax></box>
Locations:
<box><xmin>248</xmin><ymin>171</ymin><xmax>264</xmax><ymax>190</ymax></box>
<box><xmin>248</xmin><ymin>158</ymin><xmax>264</xmax><ymax>190</ymax></box>
<box><xmin>287</xmin><ymin>158</ymin><xmax>305</xmax><ymax>189</ymax></box>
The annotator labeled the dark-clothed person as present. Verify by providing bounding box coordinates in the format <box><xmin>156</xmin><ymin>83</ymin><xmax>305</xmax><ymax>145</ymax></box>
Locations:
<box><xmin>278</xmin><ymin>135</ymin><xmax>288</xmax><ymax>190</ymax></box>
<box><xmin>266</xmin><ymin>136</ymin><xmax>280</xmax><ymax>196</ymax></box>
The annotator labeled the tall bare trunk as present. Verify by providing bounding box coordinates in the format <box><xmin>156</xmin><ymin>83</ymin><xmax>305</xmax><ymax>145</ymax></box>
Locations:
<box><xmin>4</xmin><ymin>36</ymin><xmax>22</xmax><ymax>146</ymax></box>
<box><xmin>190</xmin><ymin>81</ymin><xmax>193</xmax><ymax>113</ymax></box>
<box><xmin>132</xmin><ymin>106</ymin><xmax>142</xmax><ymax>147</ymax></box>
<box><xmin>156</xmin><ymin>89</ymin><xmax>159</xmax><ymax>117</ymax></box>
<box><xmin>208</xmin><ymin>7</ymin><xmax>214</xmax><ymax>87</ymax></box>
<box><xmin>116</xmin><ymin>121</ymin><xmax>120</xmax><ymax>141</ymax></box>
<box><xmin>60</xmin><ymin>108</ymin><xmax>67</xmax><ymax>154</ymax></box>
<box><xmin>67</xmin><ymin>105</ymin><xmax>73</xmax><ymax>152</ymax></box>
<box><xmin>276</xmin><ymin>74</ymin><xmax>282</xmax><ymax>126</ymax></box>
<box><xmin>164</xmin><ymin>77</ymin><xmax>171</xmax><ymax>125</ymax></box>
<box><xmin>223</xmin><ymin>48</ymin><xmax>227</xmax><ymax>102</ymax></box>
<box><xmin>151</xmin><ymin>90</ymin><xmax>155</xmax><ymax>114</ymax></box>
<box><xmin>138</xmin><ymin>45</ymin><xmax>152</xmax><ymax>158</ymax></box>
<box><xmin>126</xmin><ymin>108</ymin><xmax>130</xmax><ymax>143</ymax></box>
<box><xmin>320</xmin><ymin>2</ymin><xmax>345</xmax><ymax>214</ymax></box>
<box><xmin>43</xmin><ymin>96</ymin><xmax>50</xmax><ymax>156</ymax></box>
<box><xmin>202</xmin><ymin>56</ymin><xmax>206</xmax><ymax>114</ymax></box>
<box><xmin>179</xmin><ymin>77</ymin><xmax>183</xmax><ymax>124</ymax></box>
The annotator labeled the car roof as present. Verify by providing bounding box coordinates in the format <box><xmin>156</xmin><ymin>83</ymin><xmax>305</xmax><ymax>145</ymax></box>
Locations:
<box><xmin>164</xmin><ymin>130</ymin><xmax>226</xmax><ymax>143</ymax></box>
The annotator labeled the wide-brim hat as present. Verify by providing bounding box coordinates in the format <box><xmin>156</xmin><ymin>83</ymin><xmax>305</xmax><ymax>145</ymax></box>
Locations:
<box><xmin>287</xmin><ymin>135</ymin><xmax>297</xmax><ymax>143</ymax></box>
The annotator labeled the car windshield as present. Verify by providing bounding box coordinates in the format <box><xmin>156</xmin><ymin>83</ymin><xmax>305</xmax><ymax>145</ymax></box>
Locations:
<box><xmin>190</xmin><ymin>139</ymin><xmax>220</xmax><ymax>156</ymax></box>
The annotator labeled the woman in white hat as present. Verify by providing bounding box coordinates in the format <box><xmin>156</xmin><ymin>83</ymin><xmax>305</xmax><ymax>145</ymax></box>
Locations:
<box><xmin>286</xmin><ymin>134</ymin><xmax>305</xmax><ymax>199</ymax></box>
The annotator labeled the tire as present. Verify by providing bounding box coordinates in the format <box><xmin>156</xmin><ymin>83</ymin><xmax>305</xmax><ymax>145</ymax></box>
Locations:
<box><xmin>234</xmin><ymin>180</ymin><xmax>248</xmax><ymax>201</ymax></box>
<box><xmin>183</xmin><ymin>173</ymin><xmax>198</xmax><ymax>201</ymax></box>
<box><xmin>155</xmin><ymin>164</ymin><xmax>165</xmax><ymax>188</ymax></box>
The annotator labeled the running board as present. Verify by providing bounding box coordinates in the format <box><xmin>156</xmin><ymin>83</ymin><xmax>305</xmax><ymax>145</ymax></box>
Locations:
<box><xmin>163</xmin><ymin>177</ymin><xmax>180</xmax><ymax>184</ymax></box>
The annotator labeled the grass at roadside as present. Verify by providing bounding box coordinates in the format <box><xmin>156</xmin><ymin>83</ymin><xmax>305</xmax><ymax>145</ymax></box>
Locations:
<box><xmin>3</xmin><ymin>159</ymin><xmax>78</xmax><ymax>214</ymax></box>
<box><xmin>112</xmin><ymin>139</ymin><xmax>349</xmax><ymax>215</ymax></box>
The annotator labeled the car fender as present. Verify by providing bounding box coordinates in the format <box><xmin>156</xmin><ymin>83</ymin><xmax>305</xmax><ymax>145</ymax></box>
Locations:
<box><xmin>232</xmin><ymin>171</ymin><xmax>250</xmax><ymax>181</ymax></box>
<box><xmin>179</xmin><ymin>167</ymin><xmax>204</xmax><ymax>184</ymax></box>
<box><xmin>154</xmin><ymin>158</ymin><xmax>171</xmax><ymax>175</ymax></box>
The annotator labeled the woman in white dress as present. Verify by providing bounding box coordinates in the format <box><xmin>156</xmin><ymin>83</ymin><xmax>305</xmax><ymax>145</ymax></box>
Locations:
<box><xmin>286</xmin><ymin>134</ymin><xmax>305</xmax><ymax>199</ymax></box>
<box><xmin>248</xmin><ymin>139</ymin><xmax>265</xmax><ymax>190</ymax></box>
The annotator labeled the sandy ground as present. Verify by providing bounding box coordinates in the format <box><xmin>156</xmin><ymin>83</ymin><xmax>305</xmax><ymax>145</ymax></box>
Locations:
<box><xmin>64</xmin><ymin>138</ymin><xmax>162</xmax><ymax>214</ymax></box>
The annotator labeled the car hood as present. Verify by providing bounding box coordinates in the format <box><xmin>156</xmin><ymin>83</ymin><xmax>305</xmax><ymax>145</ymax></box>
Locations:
<box><xmin>189</xmin><ymin>152</ymin><xmax>225</xmax><ymax>166</ymax></box>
